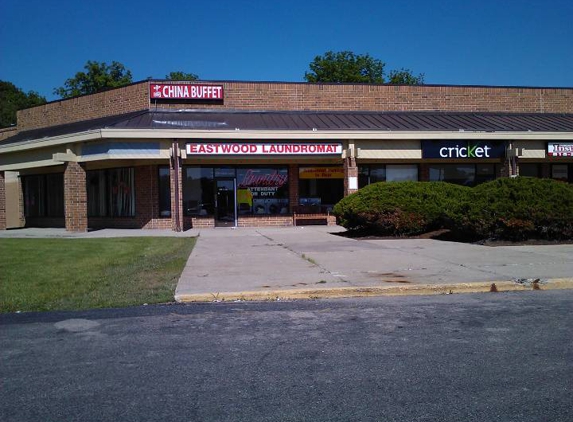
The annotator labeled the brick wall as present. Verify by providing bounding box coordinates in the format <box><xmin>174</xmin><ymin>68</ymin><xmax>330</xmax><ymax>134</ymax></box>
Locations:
<box><xmin>16</xmin><ymin>81</ymin><xmax>149</xmax><ymax>131</ymax></box>
<box><xmin>0</xmin><ymin>127</ymin><xmax>17</xmax><ymax>143</ymax></box>
<box><xmin>14</xmin><ymin>81</ymin><xmax>573</xmax><ymax>133</ymax></box>
<box><xmin>156</xmin><ymin>81</ymin><xmax>573</xmax><ymax>114</ymax></box>
<box><xmin>64</xmin><ymin>162</ymin><xmax>87</xmax><ymax>232</ymax></box>
<box><xmin>0</xmin><ymin>171</ymin><xmax>5</xmax><ymax>229</ymax></box>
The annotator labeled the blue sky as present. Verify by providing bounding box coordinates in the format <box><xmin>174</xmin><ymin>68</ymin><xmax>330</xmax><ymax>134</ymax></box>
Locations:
<box><xmin>1</xmin><ymin>0</ymin><xmax>571</xmax><ymax>101</ymax></box>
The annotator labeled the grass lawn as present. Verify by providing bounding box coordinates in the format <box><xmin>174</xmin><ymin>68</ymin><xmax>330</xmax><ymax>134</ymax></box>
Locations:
<box><xmin>0</xmin><ymin>237</ymin><xmax>196</xmax><ymax>313</ymax></box>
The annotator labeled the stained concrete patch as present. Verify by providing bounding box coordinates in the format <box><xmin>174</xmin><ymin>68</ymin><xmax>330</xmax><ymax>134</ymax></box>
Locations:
<box><xmin>54</xmin><ymin>319</ymin><xmax>100</xmax><ymax>332</ymax></box>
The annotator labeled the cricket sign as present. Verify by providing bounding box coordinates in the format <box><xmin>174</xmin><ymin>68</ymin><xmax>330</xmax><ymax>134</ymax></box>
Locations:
<box><xmin>422</xmin><ymin>140</ymin><xmax>506</xmax><ymax>159</ymax></box>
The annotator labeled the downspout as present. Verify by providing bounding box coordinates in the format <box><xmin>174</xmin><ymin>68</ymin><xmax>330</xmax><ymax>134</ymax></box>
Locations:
<box><xmin>171</xmin><ymin>140</ymin><xmax>182</xmax><ymax>232</ymax></box>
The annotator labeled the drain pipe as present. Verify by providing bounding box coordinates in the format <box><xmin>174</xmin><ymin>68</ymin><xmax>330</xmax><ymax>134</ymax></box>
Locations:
<box><xmin>171</xmin><ymin>141</ymin><xmax>182</xmax><ymax>232</ymax></box>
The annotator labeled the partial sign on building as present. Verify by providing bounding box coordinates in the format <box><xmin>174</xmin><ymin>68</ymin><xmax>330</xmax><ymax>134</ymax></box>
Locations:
<box><xmin>150</xmin><ymin>84</ymin><xmax>224</xmax><ymax>100</ymax></box>
<box><xmin>548</xmin><ymin>143</ymin><xmax>573</xmax><ymax>157</ymax></box>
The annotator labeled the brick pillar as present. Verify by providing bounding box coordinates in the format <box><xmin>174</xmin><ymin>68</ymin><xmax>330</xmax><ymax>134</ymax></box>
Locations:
<box><xmin>344</xmin><ymin>157</ymin><xmax>358</xmax><ymax>196</ymax></box>
<box><xmin>419</xmin><ymin>163</ymin><xmax>430</xmax><ymax>182</ymax></box>
<box><xmin>17</xmin><ymin>174</ymin><xmax>25</xmax><ymax>227</ymax></box>
<box><xmin>170</xmin><ymin>143</ymin><xmax>183</xmax><ymax>231</ymax></box>
<box><xmin>64</xmin><ymin>162</ymin><xmax>87</xmax><ymax>232</ymax></box>
<box><xmin>288</xmin><ymin>164</ymin><xmax>299</xmax><ymax>213</ymax></box>
<box><xmin>0</xmin><ymin>171</ymin><xmax>6</xmax><ymax>230</ymax></box>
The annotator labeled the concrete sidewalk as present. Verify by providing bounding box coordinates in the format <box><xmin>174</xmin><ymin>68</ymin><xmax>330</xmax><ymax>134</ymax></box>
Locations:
<box><xmin>175</xmin><ymin>226</ymin><xmax>573</xmax><ymax>301</ymax></box>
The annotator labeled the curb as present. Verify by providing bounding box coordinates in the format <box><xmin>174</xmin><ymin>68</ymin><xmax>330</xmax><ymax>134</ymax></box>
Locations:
<box><xmin>174</xmin><ymin>278</ymin><xmax>573</xmax><ymax>303</ymax></box>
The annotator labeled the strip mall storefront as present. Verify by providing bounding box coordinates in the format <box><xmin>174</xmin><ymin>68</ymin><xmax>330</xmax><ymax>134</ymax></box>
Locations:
<box><xmin>0</xmin><ymin>81</ymin><xmax>572</xmax><ymax>231</ymax></box>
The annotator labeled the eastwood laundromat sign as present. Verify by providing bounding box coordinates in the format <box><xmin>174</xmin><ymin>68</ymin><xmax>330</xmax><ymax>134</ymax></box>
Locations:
<box><xmin>186</xmin><ymin>143</ymin><xmax>343</xmax><ymax>155</ymax></box>
<box><xmin>422</xmin><ymin>140</ymin><xmax>506</xmax><ymax>159</ymax></box>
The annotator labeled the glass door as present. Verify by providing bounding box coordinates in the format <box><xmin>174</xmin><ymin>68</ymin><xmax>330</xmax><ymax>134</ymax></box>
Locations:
<box><xmin>215</xmin><ymin>179</ymin><xmax>237</xmax><ymax>227</ymax></box>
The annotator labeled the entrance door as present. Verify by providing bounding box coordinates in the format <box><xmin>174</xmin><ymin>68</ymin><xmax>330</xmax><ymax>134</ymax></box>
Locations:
<box><xmin>215</xmin><ymin>179</ymin><xmax>236</xmax><ymax>227</ymax></box>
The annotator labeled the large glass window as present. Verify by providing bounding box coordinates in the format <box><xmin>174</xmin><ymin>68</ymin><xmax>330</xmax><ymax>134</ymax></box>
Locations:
<box><xmin>429</xmin><ymin>164</ymin><xmax>476</xmax><ymax>186</ymax></box>
<box><xmin>358</xmin><ymin>164</ymin><xmax>418</xmax><ymax>187</ymax></box>
<box><xmin>237</xmin><ymin>167</ymin><xmax>289</xmax><ymax>215</ymax></box>
<box><xmin>23</xmin><ymin>173</ymin><xmax>64</xmax><ymax>218</ymax></box>
<box><xmin>183</xmin><ymin>167</ymin><xmax>214</xmax><ymax>216</ymax></box>
<box><xmin>299</xmin><ymin>166</ymin><xmax>344</xmax><ymax>212</ymax></box>
<box><xmin>158</xmin><ymin>167</ymin><xmax>171</xmax><ymax>217</ymax></box>
<box><xmin>429</xmin><ymin>164</ymin><xmax>497</xmax><ymax>186</ymax></box>
<box><xmin>183</xmin><ymin>166</ymin><xmax>290</xmax><ymax>216</ymax></box>
<box><xmin>87</xmin><ymin>168</ymin><xmax>135</xmax><ymax>217</ymax></box>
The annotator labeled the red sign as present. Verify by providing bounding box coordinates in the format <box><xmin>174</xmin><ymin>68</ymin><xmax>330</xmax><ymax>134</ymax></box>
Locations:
<box><xmin>186</xmin><ymin>143</ymin><xmax>343</xmax><ymax>155</ymax></box>
<box><xmin>150</xmin><ymin>84</ymin><xmax>224</xmax><ymax>100</ymax></box>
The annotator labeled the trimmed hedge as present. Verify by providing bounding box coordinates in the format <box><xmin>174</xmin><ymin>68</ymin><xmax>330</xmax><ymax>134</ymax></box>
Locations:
<box><xmin>332</xmin><ymin>181</ymin><xmax>470</xmax><ymax>236</ymax></box>
<box><xmin>333</xmin><ymin>178</ymin><xmax>573</xmax><ymax>241</ymax></box>
<box><xmin>454</xmin><ymin>177</ymin><xmax>573</xmax><ymax>241</ymax></box>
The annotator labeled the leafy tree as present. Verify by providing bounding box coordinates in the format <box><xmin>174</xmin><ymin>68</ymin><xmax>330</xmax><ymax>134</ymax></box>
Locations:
<box><xmin>387</xmin><ymin>68</ymin><xmax>425</xmax><ymax>85</ymax></box>
<box><xmin>304</xmin><ymin>51</ymin><xmax>385</xmax><ymax>83</ymax></box>
<box><xmin>53</xmin><ymin>60</ymin><xmax>133</xmax><ymax>98</ymax></box>
<box><xmin>304</xmin><ymin>51</ymin><xmax>424</xmax><ymax>85</ymax></box>
<box><xmin>165</xmin><ymin>71</ymin><xmax>199</xmax><ymax>81</ymax></box>
<box><xmin>0</xmin><ymin>81</ymin><xmax>46</xmax><ymax>128</ymax></box>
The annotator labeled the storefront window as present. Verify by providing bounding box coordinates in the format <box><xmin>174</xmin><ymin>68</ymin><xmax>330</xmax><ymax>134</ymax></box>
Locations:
<box><xmin>158</xmin><ymin>167</ymin><xmax>171</xmax><ymax>217</ymax></box>
<box><xmin>236</xmin><ymin>167</ymin><xmax>289</xmax><ymax>215</ymax></box>
<box><xmin>387</xmin><ymin>165</ymin><xmax>419</xmax><ymax>182</ymax></box>
<box><xmin>475</xmin><ymin>164</ymin><xmax>496</xmax><ymax>184</ymax></box>
<box><xmin>87</xmin><ymin>168</ymin><xmax>135</xmax><ymax>217</ymax></box>
<box><xmin>551</xmin><ymin>164</ymin><xmax>570</xmax><ymax>182</ymax></box>
<box><xmin>46</xmin><ymin>174</ymin><xmax>64</xmax><ymax>217</ymax></box>
<box><xmin>429</xmin><ymin>164</ymin><xmax>476</xmax><ymax>186</ymax></box>
<box><xmin>519</xmin><ymin>163</ymin><xmax>541</xmax><ymax>178</ymax></box>
<box><xmin>23</xmin><ymin>173</ymin><xmax>64</xmax><ymax>218</ymax></box>
<box><xmin>358</xmin><ymin>165</ymin><xmax>418</xmax><ymax>187</ymax></box>
<box><xmin>299</xmin><ymin>166</ymin><xmax>344</xmax><ymax>212</ymax></box>
<box><xmin>183</xmin><ymin>167</ymin><xmax>214</xmax><ymax>216</ymax></box>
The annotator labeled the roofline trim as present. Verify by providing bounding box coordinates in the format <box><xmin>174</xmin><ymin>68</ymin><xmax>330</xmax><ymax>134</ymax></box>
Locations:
<box><xmin>0</xmin><ymin>130</ymin><xmax>102</xmax><ymax>154</ymax></box>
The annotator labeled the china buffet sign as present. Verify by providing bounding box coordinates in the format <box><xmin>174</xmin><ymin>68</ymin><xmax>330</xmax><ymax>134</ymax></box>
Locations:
<box><xmin>186</xmin><ymin>143</ymin><xmax>343</xmax><ymax>155</ymax></box>
<box><xmin>150</xmin><ymin>84</ymin><xmax>224</xmax><ymax>100</ymax></box>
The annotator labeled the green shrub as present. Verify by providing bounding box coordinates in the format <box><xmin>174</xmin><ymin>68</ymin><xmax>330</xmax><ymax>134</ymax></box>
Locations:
<box><xmin>333</xmin><ymin>181</ymin><xmax>470</xmax><ymax>236</ymax></box>
<box><xmin>455</xmin><ymin>177</ymin><xmax>573</xmax><ymax>240</ymax></box>
<box><xmin>333</xmin><ymin>178</ymin><xmax>573</xmax><ymax>241</ymax></box>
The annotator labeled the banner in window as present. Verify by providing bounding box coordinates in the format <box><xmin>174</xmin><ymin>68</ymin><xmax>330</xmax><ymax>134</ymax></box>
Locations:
<box><xmin>299</xmin><ymin>167</ymin><xmax>344</xmax><ymax>179</ymax></box>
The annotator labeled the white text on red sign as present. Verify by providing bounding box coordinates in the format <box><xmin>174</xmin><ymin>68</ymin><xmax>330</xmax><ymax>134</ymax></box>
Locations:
<box><xmin>186</xmin><ymin>143</ymin><xmax>343</xmax><ymax>155</ymax></box>
<box><xmin>150</xmin><ymin>84</ymin><xmax>224</xmax><ymax>100</ymax></box>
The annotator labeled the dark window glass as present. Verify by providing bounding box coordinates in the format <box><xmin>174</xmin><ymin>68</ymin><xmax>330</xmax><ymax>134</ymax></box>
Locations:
<box><xmin>358</xmin><ymin>165</ymin><xmax>417</xmax><ymax>187</ymax></box>
<box><xmin>358</xmin><ymin>166</ymin><xmax>370</xmax><ymax>188</ymax></box>
<box><xmin>429</xmin><ymin>164</ymin><xmax>476</xmax><ymax>186</ymax></box>
<box><xmin>46</xmin><ymin>173</ymin><xmax>64</xmax><ymax>217</ymax></box>
<box><xmin>183</xmin><ymin>167</ymin><xmax>214</xmax><ymax>216</ymax></box>
<box><xmin>108</xmin><ymin>168</ymin><xmax>135</xmax><ymax>217</ymax></box>
<box><xmin>158</xmin><ymin>167</ymin><xmax>171</xmax><ymax>217</ymax></box>
<box><xmin>551</xmin><ymin>164</ymin><xmax>569</xmax><ymax>182</ymax></box>
<box><xmin>475</xmin><ymin>164</ymin><xmax>496</xmax><ymax>185</ymax></box>
<box><xmin>236</xmin><ymin>167</ymin><xmax>289</xmax><ymax>215</ymax></box>
<box><xmin>519</xmin><ymin>163</ymin><xmax>540</xmax><ymax>178</ymax></box>
<box><xmin>87</xmin><ymin>170</ymin><xmax>107</xmax><ymax>217</ymax></box>
<box><xmin>23</xmin><ymin>175</ymin><xmax>45</xmax><ymax>217</ymax></box>
<box><xmin>214</xmin><ymin>167</ymin><xmax>235</xmax><ymax>178</ymax></box>
<box><xmin>87</xmin><ymin>168</ymin><xmax>135</xmax><ymax>217</ymax></box>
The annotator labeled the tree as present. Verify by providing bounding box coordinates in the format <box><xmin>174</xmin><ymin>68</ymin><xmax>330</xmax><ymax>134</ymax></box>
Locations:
<box><xmin>53</xmin><ymin>60</ymin><xmax>133</xmax><ymax>98</ymax></box>
<box><xmin>0</xmin><ymin>81</ymin><xmax>46</xmax><ymax>128</ymax></box>
<box><xmin>165</xmin><ymin>71</ymin><xmax>199</xmax><ymax>81</ymax></box>
<box><xmin>387</xmin><ymin>68</ymin><xmax>425</xmax><ymax>85</ymax></box>
<box><xmin>304</xmin><ymin>50</ymin><xmax>424</xmax><ymax>85</ymax></box>
<box><xmin>304</xmin><ymin>51</ymin><xmax>385</xmax><ymax>83</ymax></box>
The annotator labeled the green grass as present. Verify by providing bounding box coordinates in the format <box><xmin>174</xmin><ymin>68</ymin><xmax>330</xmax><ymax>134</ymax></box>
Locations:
<box><xmin>0</xmin><ymin>237</ymin><xmax>196</xmax><ymax>313</ymax></box>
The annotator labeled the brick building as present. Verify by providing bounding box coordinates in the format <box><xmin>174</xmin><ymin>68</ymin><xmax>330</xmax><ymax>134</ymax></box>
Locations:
<box><xmin>0</xmin><ymin>80</ymin><xmax>572</xmax><ymax>231</ymax></box>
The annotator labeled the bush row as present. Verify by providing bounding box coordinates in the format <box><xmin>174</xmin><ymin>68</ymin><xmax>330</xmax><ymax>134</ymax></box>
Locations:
<box><xmin>332</xmin><ymin>178</ymin><xmax>573</xmax><ymax>241</ymax></box>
